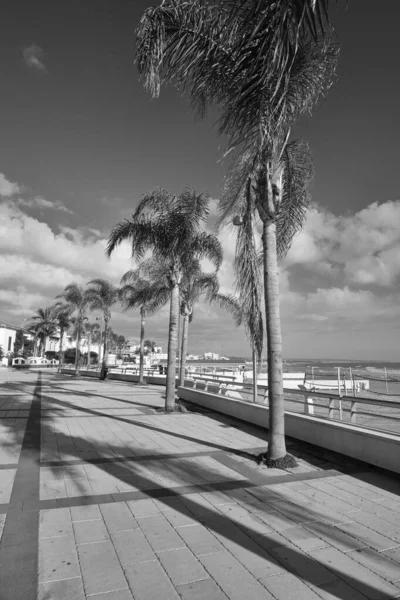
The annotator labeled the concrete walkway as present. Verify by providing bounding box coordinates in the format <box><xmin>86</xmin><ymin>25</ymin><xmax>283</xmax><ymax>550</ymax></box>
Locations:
<box><xmin>1</xmin><ymin>369</ymin><xmax>400</xmax><ymax>600</ymax></box>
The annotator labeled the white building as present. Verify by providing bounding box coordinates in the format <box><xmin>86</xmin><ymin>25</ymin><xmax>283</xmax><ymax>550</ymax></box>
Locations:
<box><xmin>0</xmin><ymin>323</ymin><xmax>17</xmax><ymax>357</ymax></box>
<box><xmin>202</xmin><ymin>352</ymin><xmax>220</xmax><ymax>360</ymax></box>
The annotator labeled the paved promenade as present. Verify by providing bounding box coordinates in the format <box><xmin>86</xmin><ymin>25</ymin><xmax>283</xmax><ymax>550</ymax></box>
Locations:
<box><xmin>1</xmin><ymin>369</ymin><xmax>400</xmax><ymax>599</ymax></box>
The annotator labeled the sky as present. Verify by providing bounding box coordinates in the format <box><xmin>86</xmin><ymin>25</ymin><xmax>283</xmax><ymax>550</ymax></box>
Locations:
<box><xmin>0</xmin><ymin>0</ymin><xmax>400</xmax><ymax>361</ymax></box>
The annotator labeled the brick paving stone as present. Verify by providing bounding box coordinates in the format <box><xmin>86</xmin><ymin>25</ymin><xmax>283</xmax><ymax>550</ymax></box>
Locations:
<box><xmin>138</xmin><ymin>514</ymin><xmax>186</xmax><ymax>553</ymax></box>
<box><xmin>302</xmin><ymin>521</ymin><xmax>366</xmax><ymax>553</ymax></box>
<box><xmin>382</xmin><ymin>546</ymin><xmax>400</xmax><ymax>563</ymax></box>
<box><xmin>38</xmin><ymin>535</ymin><xmax>80</xmax><ymax>582</ymax></box>
<box><xmin>176</xmin><ymin>578</ymin><xmax>229</xmax><ymax>600</ymax></box>
<box><xmin>111</xmin><ymin>528</ymin><xmax>156</xmax><ymax>565</ymax></box>
<box><xmin>39</xmin><ymin>507</ymin><xmax>73</xmax><ymax>538</ymax></box>
<box><xmin>176</xmin><ymin>524</ymin><xmax>226</xmax><ymax>556</ymax></box>
<box><xmin>124</xmin><ymin>559</ymin><xmax>180</xmax><ymax>600</ymax></box>
<box><xmin>73</xmin><ymin>518</ymin><xmax>110</xmax><ymax>544</ymax></box>
<box><xmin>70</xmin><ymin>504</ymin><xmax>101</xmax><ymax>522</ymax></box>
<box><xmin>315</xmin><ymin>579</ymin><xmax>370</xmax><ymax>600</ymax></box>
<box><xmin>199</xmin><ymin>551</ymin><xmax>275</xmax><ymax>600</ymax></box>
<box><xmin>158</xmin><ymin>547</ymin><xmax>209</xmax><ymax>586</ymax></box>
<box><xmin>38</xmin><ymin>576</ymin><xmax>85</xmax><ymax>600</ymax></box>
<box><xmin>100</xmin><ymin>501</ymin><xmax>138</xmax><ymax>532</ymax></box>
<box><xmin>78</xmin><ymin>540</ymin><xmax>128</xmax><ymax>596</ymax></box>
<box><xmin>215</xmin><ymin>502</ymin><xmax>275</xmax><ymax>535</ymax></box>
<box><xmin>335</xmin><ymin>520</ymin><xmax>398</xmax><ymax>552</ymax></box>
<box><xmin>308</xmin><ymin>546</ymin><xmax>400</xmax><ymax>600</ymax></box>
<box><xmin>260</xmin><ymin>572</ymin><xmax>323</xmax><ymax>599</ymax></box>
<box><xmin>347</xmin><ymin>547</ymin><xmax>400</xmax><ymax>582</ymax></box>
<box><xmin>270</xmin><ymin>545</ymin><xmax>336</xmax><ymax>586</ymax></box>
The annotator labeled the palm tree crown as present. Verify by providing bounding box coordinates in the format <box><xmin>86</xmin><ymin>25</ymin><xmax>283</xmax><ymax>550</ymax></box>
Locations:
<box><xmin>26</xmin><ymin>307</ymin><xmax>58</xmax><ymax>357</ymax></box>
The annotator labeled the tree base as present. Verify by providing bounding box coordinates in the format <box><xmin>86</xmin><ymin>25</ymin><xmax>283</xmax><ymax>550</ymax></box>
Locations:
<box><xmin>256</xmin><ymin>452</ymin><xmax>297</xmax><ymax>469</ymax></box>
<box><xmin>159</xmin><ymin>400</ymin><xmax>188</xmax><ymax>414</ymax></box>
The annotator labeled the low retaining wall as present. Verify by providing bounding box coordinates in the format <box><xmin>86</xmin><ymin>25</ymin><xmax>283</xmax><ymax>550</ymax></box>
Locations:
<box><xmin>60</xmin><ymin>368</ymin><xmax>179</xmax><ymax>387</ymax></box>
<box><xmin>177</xmin><ymin>386</ymin><xmax>400</xmax><ymax>475</ymax></box>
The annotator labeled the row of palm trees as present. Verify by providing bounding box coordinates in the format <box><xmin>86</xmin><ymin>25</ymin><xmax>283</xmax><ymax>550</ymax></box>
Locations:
<box><xmin>131</xmin><ymin>0</ymin><xmax>340</xmax><ymax>464</ymax></box>
<box><xmin>27</xmin><ymin>194</ymin><xmax>242</xmax><ymax>392</ymax></box>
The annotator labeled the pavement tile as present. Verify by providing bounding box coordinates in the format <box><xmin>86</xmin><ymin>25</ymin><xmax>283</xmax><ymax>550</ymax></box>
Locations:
<box><xmin>335</xmin><ymin>520</ymin><xmax>398</xmax><ymax>552</ymax></box>
<box><xmin>302</xmin><ymin>521</ymin><xmax>366</xmax><ymax>553</ymax></box>
<box><xmin>349</xmin><ymin>509</ymin><xmax>400</xmax><ymax>542</ymax></box>
<box><xmin>38</xmin><ymin>535</ymin><xmax>80</xmax><ymax>582</ymax></box>
<box><xmin>39</xmin><ymin>507</ymin><xmax>73</xmax><ymax>538</ymax></box>
<box><xmin>382</xmin><ymin>546</ymin><xmax>400</xmax><ymax>563</ymax></box>
<box><xmin>158</xmin><ymin>547</ymin><xmax>209</xmax><ymax>586</ymax></box>
<box><xmin>87</xmin><ymin>590</ymin><xmax>134</xmax><ymax>600</ymax></box>
<box><xmin>270</xmin><ymin>545</ymin><xmax>336</xmax><ymax>586</ymax></box>
<box><xmin>38</xmin><ymin>576</ymin><xmax>85</xmax><ymax>600</ymax></box>
<box><xmin>347</xmin><ymin>547</ymin><xmax>400</xmax><ymax>582</ymax></box>
<box><xmin>138</xmin><ymin>514</ymin><xmax>186</xmax><ymax>553</ymax></box>
<box><xmin>260</xmin><ymin>572</ymin><xmax>323</xmax><ymax>599</ymax></box>
<box><xmin>199</xmin><ymin>551</ymin><xmax>275</xmax><ymax>600</ymax></box>
<box><xmin>126</xmin><ymin>498</ymin><xmax>160</xmax><ymax>518</ymax></box>
<box><xmin>77</xmin><ymin>539</ymin><xmax>128</xmax><ymax>596</ymax></box>
<box><xmin>308</xmin><ymin>546</ymin><xmax>400</xmax><ymax>600</ymax></box>
<box><xmin>124</xmin><ymin>559</ymin><xmax>180</xmax><ymax>600</ymax></box>
<box><xmin>73</xmin><ymin>518</ymin><xmax>110</xmax><ymax>544</ymax></box>
<box><xmin>111</xmin><ymin>528</ymin><xmax>156</xmax><ymax>565</ymax></box>
<box><xmin>100</xmin><ymin>501</ymin><xmax>138</xmax><ymax>532</ymax></box>
<box><xmin>176</xmin><ymin>524</ymin><xmax>226</xmax><ymax>556</ymax></box>
<box><xmin>176</xmin><ymin>578</ymin><xmax>228</xmax><ymax>600</ymax></box>
<box><xmin>314</xmin><ymin>579</ymin><xmax>370</xmax><ymax>600</ymax></box>
<box><xmin>70</xmin><ymin>504</ymin><xmax>101</xmax><ymax>522</ymax></box>
<box><xmin>279</xmin><ymin>525</ymin><xmax>330</xmax><ymax>552</ymax></box>
<box><xmin>215</xmin><ymin>502</ymin><xmax>274</xmax><ymax>535</ymax></box>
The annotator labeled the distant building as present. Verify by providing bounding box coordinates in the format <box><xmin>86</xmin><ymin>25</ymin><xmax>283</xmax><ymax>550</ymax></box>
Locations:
<box><xmin>0</xmin><ymin>323</ymin><xmax>17</xmax><ymax>359</ymax></box>
<box><xmin>202</xmin><ymin>352</ymin><xmax>220</xmax><ymax>360</ymax></box>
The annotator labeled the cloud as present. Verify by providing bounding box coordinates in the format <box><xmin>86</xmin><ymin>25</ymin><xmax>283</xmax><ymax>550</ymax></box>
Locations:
<box><xmin>284</xmin><ymin>200</ymin><xmax>400</xmax><ymax>288</ymax></box>
<box><xmin>16</xmin><ymin>196</ymin><xmax>73</xmax><ymax>214</ymax></box>
<box><xmin>22</xmin><ymin>44</ymin><xmax>47</xmax><ymax>72</ymax></box>
<box><xmin>0</xmin><ymin>173</ymin><xmax>20</xmax><ymax>197</ymax></box>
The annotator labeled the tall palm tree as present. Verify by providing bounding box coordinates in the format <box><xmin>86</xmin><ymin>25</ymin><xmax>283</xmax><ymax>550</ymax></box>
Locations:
<box><xmin>107</xmin><ymin>189</ymin><xmax>223</xmax><ymax>411</ymax></box>
<box><xmin>136</xmin><ymin>1</ymin><xmax>337</xmax><ymax>462</ymax></box>
<box><xmin>85</xmin><ymin>279</ymin><xmax>119</xmax><ymax>380</ymax></box>
<box><xmin>120</xmin><ymin>262</ymin><xmax>171</xmax><ymax>384</ymax></box>
<box><xmin>26</xmin><ymin>307</ymin><xmax>58</xmax><ymax>358</ymax></box>
<box><xmin>85</xmin><ymin>322</ymin><xmax>101</xmax><ymax>367</ymax></box>
<box><xmin>56</xmin><ymin>284</ymin><xmax>88</xmax><ymax>376</ymax></box>
<box><xmin>52</xmin><ymin>304</ymin><xmax>73</xmax><ymax>372</ymax></box>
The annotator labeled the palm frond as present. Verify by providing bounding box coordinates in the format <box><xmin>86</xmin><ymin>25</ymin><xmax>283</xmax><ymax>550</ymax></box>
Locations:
<box><xmin>208</xmin><ymin>292</ymin><xmax>243</xmax><ymax>327</ymax></box>
<box><xmin>275</xmin><ymin>139</ymin><xmax>314</xmax><ymax>258</ymax></box>
<box><xmin>187</xmin><ymin>232</ymin><xmax>223</xmax><ymax>270</ymax></box>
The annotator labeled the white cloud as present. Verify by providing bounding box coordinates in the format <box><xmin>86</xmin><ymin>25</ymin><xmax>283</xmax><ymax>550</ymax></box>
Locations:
<box><xmin>0</xmin><ymin>173</ymin><xmax>20</xmax><ymax>197</ymax></box>
<box><xmin>285</xmin><ymin>200</ymin><xmax>400</xmax><ymax>287</ymax></box>
<box><xmin>17</xmin><ymin>196</ymin><xmax>73</xmax><ymax>214</ymax></box>
<box><xmin>23</xmin><ymin>44</ymin><xmax>47</xmax><ymax>72</ymax></box>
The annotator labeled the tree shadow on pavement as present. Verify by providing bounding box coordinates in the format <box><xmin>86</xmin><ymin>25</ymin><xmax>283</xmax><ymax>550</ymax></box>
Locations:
<box><xmin>1</xmin><ymin>371</ymin><xmax>400</xmax><ymax>600</ymax></box>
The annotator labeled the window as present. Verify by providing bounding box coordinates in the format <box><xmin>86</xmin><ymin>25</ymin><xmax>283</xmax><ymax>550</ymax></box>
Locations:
<box><xmin>8</xmin><ymin>336</ymin><xmax>12</xmax><ymax>351</ymax></box>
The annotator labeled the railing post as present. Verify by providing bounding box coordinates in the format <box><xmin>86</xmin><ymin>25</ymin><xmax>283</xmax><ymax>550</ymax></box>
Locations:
<box><xmin>304</xmin><ymin>393</ymin><xmax>314</xmax><ymax>415</ymax></box>
<box><xmin>350</xmin><ymin>400</ymin><xmax>357</xmax><ymax>424</ymax></box>
<box><xmin>328</xmin><ymin>397</ymin><xmax>335</xmax><ymax>419</ymax></box>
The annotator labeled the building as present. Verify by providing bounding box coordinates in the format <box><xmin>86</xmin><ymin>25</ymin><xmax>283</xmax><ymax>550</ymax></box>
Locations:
<box><xmin>0</xmin><ymin>323</ymin><xmax>17</xmax><ymax>356</ymax></box>
<box><xmin>202</xmin><ymin>352</ymin><xmax>220</xmax><ymax>360</ymax></box>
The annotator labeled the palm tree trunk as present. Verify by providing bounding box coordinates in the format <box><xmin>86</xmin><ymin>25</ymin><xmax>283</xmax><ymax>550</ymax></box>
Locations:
<box><xmin>179</xmin><ymin>314</ymin><xmax>189</xmax><ymax>387</ymax></box>
<box><xmin>138</xmin><ymin>307</ymin><xmax>146</xmax><ymax>384</ymax></box>
<box><xmin>100</xmin><ymin>318</ymin><xmax>108</xmax><ymax>380</ymax></box>
<box><xmin>252</xmin><ymin>346</ymin><xmax>258</xmax><ymax>403</ymax></box>
<box><xmin>58</xmin><ymin>327</ymin><xmax>65</xmax><ymax>373</ymax></box>
<box><xmin>42</xmin><ymin>335</ymin><xmax>47</xmax><ymax>358</ymax></box>
<box><xmin>262</xmin><ymin>219</ymin><xmax>286</xmax><ymax>461</ymax></box>
<box><xmin>75</xmin><ymin>322</ymin><xmax>81</xmax><ymax>377</ymax></box>
<box><xmin>165</xmin><ymin>284</ymin><xmax>179</xmax><ymax>411</ymax></box>
<box><xmin>87</xmin><ymin>335</ymin><xmax>91</xmax><ymax>369</ymax></box>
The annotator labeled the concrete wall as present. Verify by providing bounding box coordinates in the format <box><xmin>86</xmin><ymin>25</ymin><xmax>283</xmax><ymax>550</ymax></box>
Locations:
<box><xmin>177</xmin><ymin>386</ymin><xmax>400</xmax><ymax>475</ymax></box>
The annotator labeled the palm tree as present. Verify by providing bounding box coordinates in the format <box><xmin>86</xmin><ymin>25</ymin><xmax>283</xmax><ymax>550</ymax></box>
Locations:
<box><xmin>107</xmin><ymin>189</ymin><xmax>223</xmax><ymax>411</ymax></box>
<box><xmin>51</xmin><ymin>304</ymin><xmax>73</xmax><ymax>372</ymax></box>
<box><xmin>120</xmin><ymin>261</ymin><xmax>174</xmax><ymax>384</ymax></box>
<box><xmin>26</xmin><ymin>307</ymin><xmax>58</xmax><ymax>358</ymax></box>
<box><xmin>85</xmin><ymin>279</ymin><xmax>119</xmax><ymax>380</ymax></box>
<box><xmin>84</xmin><ymin>322</ymin><xmax>101</xmax><ymax>368</ymax></box>
<box><xmin>56</xmin><ymin>284</ymin><xmax>88</xmax><ymax>376</ymax></box>
<box><xmin>136</xmin><ymin>1</ymin><xmax>337</xmax><ymax>462</ymax></box>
